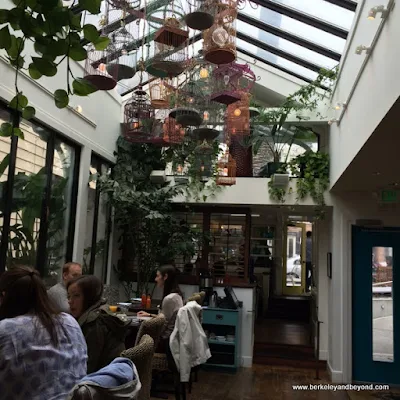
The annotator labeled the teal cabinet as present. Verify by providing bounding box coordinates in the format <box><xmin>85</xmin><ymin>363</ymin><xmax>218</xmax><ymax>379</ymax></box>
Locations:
<box><xmin>202</xmin><ymin>307</ymin><xmax>240</xmax><ymax>370</ymax></box>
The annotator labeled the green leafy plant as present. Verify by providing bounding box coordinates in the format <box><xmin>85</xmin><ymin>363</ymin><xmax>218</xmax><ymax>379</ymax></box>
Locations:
<box><xmin>268</xmin><ymin>151</ymin><xmax>330</xmax><ymax>217</ymax></box>
<box><xmin>0</xmin><ymin>0</ymin><xmax>106</xmax><ymax>137</ymax></box>
<box><xmin>99</xmin><ymin>137</ymin><xmax>204</xmax><ymax>296</ymax></box>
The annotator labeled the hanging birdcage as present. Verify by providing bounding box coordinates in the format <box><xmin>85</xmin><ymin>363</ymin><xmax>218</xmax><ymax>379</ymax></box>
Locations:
<box><xmin>191</xmin><ymin>106</ymin><xmax>224</xmax><ymax>141</ymax></box>
<box><xmin>210</xmin><ymin>62</ymin><xmax>254</xmax><ymax>105</ymax></box>
<box><xmin>226</xmin><ymin>91</ymin><xmax>251</xmax><ymax>136</ymax></box>
<box><xmin>216</xmin><ymin>152</ymin><xmax>236</xmax><ymax>185</ymax></box>
<box><xmin>84</xmin><ymin>41</ymin><xmax>119</xmax><ymax>90</ymax></box>
<box><xmin>194</xmin><ymin>139</ymin><xmax>215</xmax><ymax>179</ymax></box>
<box><xmin>173</xmin><ymin>163</ymin><xmax>190</xmax><ymax>183</ymax></box>
<box><xmin>149</xmin><ymin>79</ymin><xmax>171</xmax><ymax>109</ymax></box>
<box><xmin>203</xmin><ymin>0</ymin><xmax>237</xmax><ymax>65</ymax></box>
<box><xmin>163</xmin><ymin>117</ymin><xmax>185</xmax><ymax>144</ymax></box>
<box><xmin>185</xmin><ymin>0</ymin><xmax>215</xmax><ymax>31</ymax></box>
<box><xmin>123</xmin><ymin>86</ymin><xmax>160</xmax><ymax>143</ymax></box>
<box><xmin>146</xmin><ymin>41</ymin><xmax>188</xmax><ymax>78</ymax></box>
<box><xmin>106</xmin><ymin>26</ymin><xmax>137</xmax><ymax>81</ymax></box>
<box><xmin>229</xmin><ymin>134</ymin><xmax>253</xmax><ymax>177</ymax></box>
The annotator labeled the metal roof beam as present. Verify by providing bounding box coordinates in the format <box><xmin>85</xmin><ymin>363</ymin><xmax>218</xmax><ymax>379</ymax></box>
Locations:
<box><xmin>249</xmin><ymin>0</ymin><xmax>349</xmax><ymax>39</ymax></box>
<box><xmin>323</xmin><ymin>0</ymin><xmax>358</xmax><ymax>12</ymax></box>
<box><xmin>237</xmin><ymin>31</ymin><xmax>326</xmax><ymax>74</ymax></box>
<box><xmin>237</xmin><ymin>13</ymin><xmax>341</xmax><ymax>62</ymax></box>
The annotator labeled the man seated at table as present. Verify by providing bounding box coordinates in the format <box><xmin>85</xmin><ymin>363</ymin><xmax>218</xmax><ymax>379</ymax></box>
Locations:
<box><xmin>48</xmin><ymin>262</ymin><xmax>82</xmax><ymax>313</ymax></box>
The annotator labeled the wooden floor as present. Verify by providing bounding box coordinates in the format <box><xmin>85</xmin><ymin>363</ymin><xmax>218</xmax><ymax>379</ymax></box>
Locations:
<box><xmin>254</xmin><ymin>318</ymin><xmax>310</xmax><ymax>346</ymax></box>
<box><xmin>150</xmin><ymin>365</ymin><xmax>348</xmax><ymax>400</ymax></box>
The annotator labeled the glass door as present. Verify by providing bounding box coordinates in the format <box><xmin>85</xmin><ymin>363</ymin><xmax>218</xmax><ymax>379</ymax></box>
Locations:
<box><xmin>282</xmin><ymin>223</ymin><xmax>307</xmax><ymax>295</ymax></box>
<box><xmin>352</xmin><ymin>226</ymin><xmax>400</xmax><ymax>384</ymax></box>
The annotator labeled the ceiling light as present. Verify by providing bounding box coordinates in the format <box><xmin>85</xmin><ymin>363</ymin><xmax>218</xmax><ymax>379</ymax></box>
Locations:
<box><xmin>355</xmin><ymin>45</ymin><xmax>371</xmax><ymax>55</ymax></box>
<box><xmin>251</xmin><ymin>214</ymin><xmax>260</xmax><ymax>217</ymax></box>
<box><xmin>334</xmin><ymin>102</ymin><xmax>346</xmax><ymax>110</ymax></box>
<box><xmin>367</xmin><ymin>5</ymin><xmax>388</xmax><ymax>20</ymax></box>
<box><xmin>74</xmin><ymin>105</ymin><xmax>83</xmax><ymax>113</ymax></box>
<box><xmin>230</xmin><ymin>214</ymin><xmax>246</xmax><ymax>217</ymax></box>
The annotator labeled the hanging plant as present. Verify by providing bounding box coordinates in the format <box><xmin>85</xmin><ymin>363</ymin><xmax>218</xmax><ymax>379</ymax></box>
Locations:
<box><xmin>268</xmin><ymin>151</ymin><xmax>330</xmax><ymax>217</ymax></box>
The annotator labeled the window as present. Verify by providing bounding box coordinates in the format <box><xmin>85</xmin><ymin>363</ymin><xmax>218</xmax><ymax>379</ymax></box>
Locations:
<box><xmin>0</xmin><ymin>105</ymin><xmax>80</xmax><ymax>283</ymax></box>
<box><xmin>83</xmin><ymin>154</ymin><xmax>112</xmax><ymax>282</ymax></box>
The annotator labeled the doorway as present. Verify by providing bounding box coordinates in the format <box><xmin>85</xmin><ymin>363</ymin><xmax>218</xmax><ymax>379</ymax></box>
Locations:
<box><xmin>352</xmin><ymin>226</ymin><xmax>399</xmax><ymax>384</ymax></box>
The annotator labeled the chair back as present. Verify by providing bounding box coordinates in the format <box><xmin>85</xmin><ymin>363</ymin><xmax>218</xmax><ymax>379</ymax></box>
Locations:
<box><xmin>135</xmin><ymin>314</ymin><xmax>166</xmax><ymax>348</ymax></box>
<box><xmin>121</xmin><ymin>335</ymin><xmax>154</xmax><ymax>400</ymax></box>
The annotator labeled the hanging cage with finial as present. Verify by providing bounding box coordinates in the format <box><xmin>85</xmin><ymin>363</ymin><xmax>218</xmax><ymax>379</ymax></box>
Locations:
<box><xmin>149</xmin><ymin>78</ymin><xmax>174</xmax><ymax>109</ymax></box>
<box><xmin>203</xmin><ymin>0</ymin><xmax>238</xmax><ymax>65</ymax></box>
<box><xmin>225</xmin><ymin>91</ymin><xmax>251</xmax><ymax>137</ymax></box>
<box><xmin>216</xmin><ymin>151</ymin><xmax>236</xmax><ymax>186</ymax></box>
<box><xmin>194</xmin><ymin>139</ymin><xmax>215</xmax><ymax>180</ymax></box>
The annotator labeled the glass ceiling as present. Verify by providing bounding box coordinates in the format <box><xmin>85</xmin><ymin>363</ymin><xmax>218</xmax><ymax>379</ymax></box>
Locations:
<box><xmin>79</xmin><ymin>0</ymin><xmax>358</xmax><ymax>97</ymax></box>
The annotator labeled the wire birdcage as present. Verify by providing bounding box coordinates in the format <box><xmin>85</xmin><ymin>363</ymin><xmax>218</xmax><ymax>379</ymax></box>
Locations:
<box><xmin>194</xmin><ymin>139</ymin><xmax>215</xmax><ymax>179</ymax></box>
<box><xmin>149</xmin><ymin>78</ymin><xmax>172</xmax><ymax>109</ymax></box>
<box><xmin>216</xmin><ymin>152</ymin><xmax>236</xmax><ymax>185</ymax></box>
<box><xmin>203</xmin><ymin>0</ymin><xmax>237</xmax><ymax>65</ymax></box>
<box><xmin>226</xmin><ymin>91</ymin><xmax>251</xmax><ymax>136</ymax></box>
<box><xmin>84</xmin><ymin>41</ymin><xmax>119</xmax><ymax>90</ymax></box>
<box><xmin>185</xmin><ymin>0</ymin><xmax>215</xmax><ymax>31</ymax></box>
<box><xmin>163</xmin><ymin>117</ymin><xmax>185</xmax><ymax>144</ymax></box>
<box><xmin>123</xmin><ymin>86</ymin><xmax>159</xmax><ymax>142</ymax></box>
<box><xmin>106</xmin><ymin>26</ymin><xmax>137</xmax><ymax>81</ymax></box>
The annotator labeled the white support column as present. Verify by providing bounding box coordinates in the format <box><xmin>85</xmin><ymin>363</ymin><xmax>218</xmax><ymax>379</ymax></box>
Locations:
<box><xmin>72</xmin><ymin>145</ymin><xmax>91</xmax><ymax>264</ymax></box>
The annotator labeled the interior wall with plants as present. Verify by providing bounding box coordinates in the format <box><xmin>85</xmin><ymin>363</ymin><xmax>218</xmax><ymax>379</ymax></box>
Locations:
<box><xmin>98</xmin><ymin>136</ymin><xmax>215</xmax><ymax>298</ymax></box>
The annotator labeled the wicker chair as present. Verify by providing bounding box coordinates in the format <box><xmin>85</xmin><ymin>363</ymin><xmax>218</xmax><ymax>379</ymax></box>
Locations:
<box><xmin>121</xmin><ymin>335</ymin><xmax>155</xmax><ymax>400</ymax></box>
<box><xmin>135</xmin><ymin>314</ymin><xmax>166</xmax><ymax>349</ymax></box>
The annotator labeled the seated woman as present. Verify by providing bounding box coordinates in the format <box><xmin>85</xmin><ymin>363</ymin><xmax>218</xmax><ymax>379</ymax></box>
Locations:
<box><xmin>138</xmin><ymin>265</ymin><xmax>183</xmax><ymax>349</ymax></box>
<box><xmin>0</xmin><ymin>265</ymin><xmax>87</xmax><ymax>399</ymax></box>
<box><xmin>67</xmin><ymin>275</ymin><xmax>129</xmax><ymax>373</ymax></box>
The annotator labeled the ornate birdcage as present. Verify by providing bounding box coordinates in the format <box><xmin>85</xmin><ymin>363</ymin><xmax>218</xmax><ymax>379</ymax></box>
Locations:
<box><xmin>163</xmin><ymin>117</ymin><xmax>185</xmax><ymax>144</ymax></box>
<box><xmin>194</xmin><ymin>139</ymin><xmax>215</xmax><ymax>179</ymax></box>
<box><xmin>149</xmin><ymin>78</ymin><xmax>172</xmax><ymax>109</ymax></box>
<box><xmin>226</xmin><ymin>91</ymin><xmax>251</xmax><ymax>136</ymax></box>
<box><xmin>203</xmin><ymin>0</ymin><xmax>237</xmax><ymax>65</ymax></box>
<box><xmin>84</xmin><ymin>41</ymin><xmax>119</xmax><ymax>90</ymax></box>
<box><xmin>185</xmin><ymin>0</ymin><xmax>215</xmax><ymax>31</ymax></box>
<box><xmin>210</xmin><ymin>62</ymin><xmax>255</xmax><ymax>105</ymax></box>
<box><xmin>106</xmin><ymin>26</ymin><xmax>137</xmax><ymax>81</ymax></box>
<box><xmin>216</xmin><ymin>151</ymin><xmax>236</xmax><ymax>185</ymax></box>
<box><xmin>123</xmin><ymin>86</ymin><xmax>160</xmax><ymax>143</ymax></box>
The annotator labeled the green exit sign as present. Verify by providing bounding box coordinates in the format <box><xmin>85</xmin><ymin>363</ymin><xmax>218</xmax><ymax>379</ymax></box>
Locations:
<box><xmin>381</xmin><ymin>190</ymin><xmax>400</xmax><ymax>203</ymax></box>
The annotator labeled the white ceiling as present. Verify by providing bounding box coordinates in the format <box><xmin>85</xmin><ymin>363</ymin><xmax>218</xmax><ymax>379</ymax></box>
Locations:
<box><xmin>332</xmin><ymin>96</ymin><xmax>400</xmax><ymax>192</ymax></box>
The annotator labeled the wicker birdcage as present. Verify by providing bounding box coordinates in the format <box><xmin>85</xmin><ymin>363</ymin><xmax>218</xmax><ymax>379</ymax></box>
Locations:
<box><xmin>229</xmin><ymin>134</ymin><xmax>253</xmax><ymax>177</ymax></box>
<box><xmin>149</xmin><ymin>79</ymin><xmax>171</xmax><ymax>109</ymax></box>
<box><xmin>226</xmin><ymin>91</ymin><xmax>251</xmax><ymax>136</ymax></box>
<box><xmin>216</xmin><ymin>152</ymin><xmax>236</xmax><ymax>185</ymax></box>
<box><xmin>84</xmin><ymin>41</ymin><xmax>119</xmax><ymax>91</ymax></box>
<box><xmin>163</xmin><ymin>117</ymin><xmax>185</xmax><ymax>144</ymax></box>
<box><xmin>203</xmin><ymin>0</ymin><xmax>237</xmax><ymax>65</ymax></box>
<box><xmin>185</xmin><ymin>0</ymin><xmax>215</xmax><ymax>31</ymax></box>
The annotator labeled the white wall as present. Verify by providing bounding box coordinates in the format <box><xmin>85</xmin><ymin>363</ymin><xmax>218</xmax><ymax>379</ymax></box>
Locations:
<box><xmin>329</xmin><ymin>0</ymin><xmax>400</xmax><ymax>187</ymax></box>
<box><xmin>328</xmin><ymin>191</ymin><xmax>400</xmax><ymax>383</ymax></box>
<box><xmin>173</xmin><ymin>177</ymin><xmax>332</xmax><ymax>206</ymax></box>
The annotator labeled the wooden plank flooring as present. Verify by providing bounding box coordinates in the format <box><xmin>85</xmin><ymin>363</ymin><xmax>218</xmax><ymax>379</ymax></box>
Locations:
<box><xmin>151</xmin><ymin>365</ymin><xmax>348</xmax><ymax>400</ymax></box>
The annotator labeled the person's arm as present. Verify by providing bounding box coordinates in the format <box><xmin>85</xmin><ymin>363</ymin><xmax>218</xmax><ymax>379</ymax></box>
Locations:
<box><xmin>81</xmin><ymin>319</ymin><xmax>105</xmax><ymax>374</ymax></box>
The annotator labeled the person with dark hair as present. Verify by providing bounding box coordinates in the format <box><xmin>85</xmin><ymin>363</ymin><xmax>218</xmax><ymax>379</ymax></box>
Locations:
<box><xmin>48</xmin><ymin>261</ymin><xmax>82</xmax><ymax>313</ymax></box>
<box><xmin>67</xmin><ymin>275</ymin><xmax>129</xmax><ymax>374</ymax></box>
<box><xmin>138</xmin><ymin>265</ymin><xmax>183</xmax><ymax>343</ymax></box>
<box><xmin>0</xmin><ymin>265</ymin><xmax>87</xmax><ymax>399</ymax></box>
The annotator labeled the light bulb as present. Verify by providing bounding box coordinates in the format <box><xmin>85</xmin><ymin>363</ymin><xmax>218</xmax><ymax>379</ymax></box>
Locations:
<box><xmin>203</xmin><ymin>111</ymin><xmax>210</xmax><ymax>121</ymax></box>
<box><xmin>132</xmin><ymin>121</ymin><xmax>140</xmax><ymax>129</ymax></box>
<box><xmin>223</xmin><ymin>167</ymin><xmax>228</xmax><ymax>175</ymax></box>
<box><xmin>180</xmin><ymin>128</ymin><xmax>185</xmax><ymax>135</ymax></box>
<box><xmin>121</xmin><ymin>48</ymin><xmax>128</xmax><ymax>55</ymax></box>
<box><xmin>224</xmin><ymin>75</ymin><xmax>230</xmax><ymax>85</ymax></box>
<box><xmin>188</xmin><ymin>97</ymin><xmax>194</xmax><ymax>104</ymax></box>
<box><xmin>177</xmin><ymin>165</ymin><xmax>183</xmax><ymax>173</ymax></box>
<box><xmin>201</xmin><ymin>165</ymin><xmax>205</xmax><ymax>172</ymax></box>
<box><xmin>233</xmin><ymin>108</ymin><xmax>241</xmax><ymax>117</ymax></box>
<box><xmin>74</xmin><ymin>105</ymin><xmax>83</xmax><ymax>113</ymax></box>
<box><xmin>175</xmin><ymin>124</ymin><xmax>180</xmax><ymax>130</ymax></box>
<box><xmin>212</xmin><ymin>26</ymin><xmax>229</xmax><ymax>47</ymax></box>
<box><xmin>98</xmin><ymin>63</ymin><xmax>106</xmax><ymax>72</ymax></box>
<box><xmin>199</xmin><ymin>68</ymin><xmax>209</xmax><ymax>79</ymax></box>
<box><xmin>232</xmin><ymin>128</ymin><xmax>236</xmax><ymax>134</ymax></box>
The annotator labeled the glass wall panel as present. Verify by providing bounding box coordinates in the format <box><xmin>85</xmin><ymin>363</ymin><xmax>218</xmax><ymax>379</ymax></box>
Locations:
<box><xmin>46</xmin><ymin>139</ymin><xmax>77</xmax><ymax>282</ymax></box>
<box><xmin>6</xmin><ymin>119</ymin><xmax>49</xmax><ymax>269</ymax></box>
<box><xmin>0</xmin><ymin>108</ymin><xmax>11</xmax><ymax>242</ymax></box>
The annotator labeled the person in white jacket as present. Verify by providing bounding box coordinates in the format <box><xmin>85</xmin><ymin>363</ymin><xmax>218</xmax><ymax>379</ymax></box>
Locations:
<box><xmin>169</xmin><ymin>301</ymin><xmax>211</xmax><ymax>383</ymax></box>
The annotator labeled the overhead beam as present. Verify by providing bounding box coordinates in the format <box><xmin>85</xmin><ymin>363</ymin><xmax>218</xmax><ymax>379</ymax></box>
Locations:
<box><xmin>249</xmin><ymin>0</ymin><xmax>349</xmax><ymax>39</ymax></box>
<box><xmin>237</xmin><ymin>31</ymin><xmax>326</xmax><ymax>74</ymax></box>
<box><xmin>323</xmin><ymin>0</ymin><xmax>358</xmax><ymax>12</ymax></box>
<box><xmin>237</xmin><ymin>13</ymin><xmax>341</xmax><ymax>62</ymax></box>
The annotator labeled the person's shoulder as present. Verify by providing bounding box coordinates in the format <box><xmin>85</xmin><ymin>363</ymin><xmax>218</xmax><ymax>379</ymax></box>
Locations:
<box><xmin>48</xmin><ymin>282</ymin><xmax>63</xmax><ymax>293</ymax></box>
<box><xmin>0</xmin><ymin>315</ymin><xmax>34</xmax><ymax>338</ymax></box>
